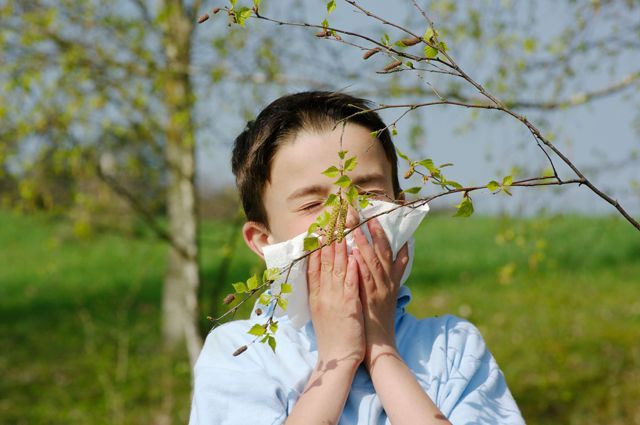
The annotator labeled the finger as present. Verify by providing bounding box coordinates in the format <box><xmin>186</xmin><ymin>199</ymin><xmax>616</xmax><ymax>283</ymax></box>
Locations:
<box><xmin>353</xmin><ymin>224</ymin><xmax>386</xmax><ymax>287</ymax></box>
<box><xmin>333</xmin><ymin>238</ymin><xmax>347</xmax><ymax>292</ymax></box>
<box><xmin>344</xmin><ymin>254</ymin><xmax>360</xmax><ymax>299</ymax></box>
<box><xmin>353</xmin><ymin>247</ymin><xmax>375</xmax><ymax>294</ymax></box>
<box><xmin>366</xmin><ymin>217</ymin><xmax>393</xmax><ymax>276</ymax></box>
<box><xmin>307</xmin><ymin>249</ymin><xmax>321</xmax><ymax>297</ymax></box>
<box><xmin>320</xmin><ymin>241</ymin><xmax>334</xmax><ymax>291</ymax></box>
<box><xmin>391</xmin><ymin>241</ymin><xmax>409</xmax><ymax>286</ymax></box>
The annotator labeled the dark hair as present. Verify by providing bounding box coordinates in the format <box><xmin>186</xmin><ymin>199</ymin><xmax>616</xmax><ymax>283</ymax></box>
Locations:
<box><xmin>231</xmin><ymin>91</ymin><xmax>401</xmax><ymax>231</ymax></box>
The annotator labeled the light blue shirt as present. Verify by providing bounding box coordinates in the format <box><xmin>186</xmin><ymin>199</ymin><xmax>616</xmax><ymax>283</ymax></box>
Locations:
<box><xmin>189</xmin><ymin>285</ymin><xmax>526</xmax><ymax>424</ymax></box>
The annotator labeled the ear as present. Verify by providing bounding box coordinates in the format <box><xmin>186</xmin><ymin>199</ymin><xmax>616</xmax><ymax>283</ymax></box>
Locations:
<box><xmin>242</xmin><ymin>221</ymin><xmax>274</xmax><ymax>261</ymax></box>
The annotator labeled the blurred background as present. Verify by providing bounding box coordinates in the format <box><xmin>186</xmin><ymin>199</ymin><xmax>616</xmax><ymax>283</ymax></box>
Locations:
<box><xmin>1</xmin><ymin>1</ymin><xmax>639</xmax><ymax>424</ymax></box>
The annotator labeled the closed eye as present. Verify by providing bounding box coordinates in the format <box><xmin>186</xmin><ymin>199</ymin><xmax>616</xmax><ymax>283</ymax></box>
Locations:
<box><xmin>301</xmin><ymin>190</ymin><xmax>386</xmax><ymax>213</ymax></box>
<box><xmin>301</xmin><ymin>203</ymin><xmax>322</xmax><ymax>212</ymax></box>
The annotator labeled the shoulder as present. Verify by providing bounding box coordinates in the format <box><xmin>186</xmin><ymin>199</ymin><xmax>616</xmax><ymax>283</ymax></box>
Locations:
<box><xmin>195</xmin><ymin>316</ymin><xmax>306</xmax><ymax>372</ymax></box>
<box><xmin>195</xmin><ymin>319</ymin><xmax>269</xmax><ymax>372</ymax></box>
<box><xmin>403</xmin><ymin>315</ymin><xmax>525</xmax><ymax>423</ymax></box>
<box><xmin>401</xmin><ymin>313</ymin><xmax>486</xmax><ymax>349</ymax></box>
<box><xmin>399</xmin><ymin>314</ymin><xmax>491</xmax><ymax>372</ymax></box>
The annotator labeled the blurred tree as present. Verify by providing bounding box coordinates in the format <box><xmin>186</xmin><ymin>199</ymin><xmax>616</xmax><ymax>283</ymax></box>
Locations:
<box><xmin>0</xmin><ymin>0</ymin><xmax>238</xmax><ymax>365</ymax></box>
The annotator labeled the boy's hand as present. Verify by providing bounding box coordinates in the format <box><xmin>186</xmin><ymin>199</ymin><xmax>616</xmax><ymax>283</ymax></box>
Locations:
<box><xmin>307</xmin><ymin>237</ymin><xmax>366</xmax><ymax>367</ymax></box>
<box><xmin>351</xmin><ymin>217</ymin><xmax>410</xmax><ymax>370</ymax></box>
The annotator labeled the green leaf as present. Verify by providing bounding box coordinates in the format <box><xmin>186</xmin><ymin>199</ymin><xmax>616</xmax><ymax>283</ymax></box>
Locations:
<box><xmin>334</xmin><ymin>175</ymin><xmax>351</xmax><ymax>188</ymax></box>
<box><xmin>246</xmin><ymin>274</ymin><xmax>259</xmax><ymax>290</ymax></box>
<box><xmin>396</xmin><ymin>147</ymin><xmax>410</xmax><ymax>162</ymax></box>
<box><xmin>394</xmin><ymin>40</ymin><xmax>407</xmax><ymax>48</ymax></box>
<box><xmin>277</xmin><ymin>296</ymin><xmax>289</xmax><ymax>310</ymax></box>
<box><xmin>487</xmin><ymin>180</ymin><xmax>500</xmax><ymax>192</ymax></box>
<box><xmin>326</xmin><ymin>0</ymin><xmax>336</xmax><ymax>14</ymax></box>
<box><xmin>324</xmin><ymin>193</ymin><xmax>339</xmax><ymax>206</ymax></box>
<box><xmin>304</xmin><ymin>236</ymin><xmax>319</xmax><ymax>251</ymax></box>
<box><xmin>359</xmin><ymin>195</ymin><xmax>370</xmax><ymax>209</ymax></box>
<box><xmin>259</xmin><ymin>292</ymin><xmax>272</xmax><ymax>306</ymax></box>
<box><xmin>253</xmin><ymin>0</ymin><xmax>261</xmax><ymax>7</ymax></box>
<box><xmin>321</xmin><ymin>18</ymin><xmax>329</xmax><ymax>29</ymax></box>
<box><xmin>267</xmin><ymin>335</ymin><xmax>277</xmax><ymax>353</ymax></box>
<box><xmin>418</xmin><ymin>159</ymin><xmax>437</xmax><ymax>173</ymax></box>
<box><xmin>321</xmin><ymin>165</ymin><xmax>340</xmax><ymax>178</ymax></box>
<box><xmin>444</xmin><ymin>180</ymin><xmax>462</xmax><ymax>189</ymax></box>
<box><xmin>439</xmin><ymin>162</ymin><xmax>454</xmax><ymax>168</ymax></box>
<box><xmin>381</xmin><ymin>32</ymin><xmax>390</xmax><ymax>46</ymax></box>
<box><xmin>346</xmin><ymin>185</ymin><xmax>359</xmax><ymax>205</ymax></box>
<box><xmin>344</xmin><ymin>156</ymin><xmax>357</xmax><ymax>171</ymax></box>
<box><xmin>402</xmin><ymin>186</ymin><xmax>422</xmax><ymax>194</ymax></box>
<box><xmin>269</xmin><ymin>321</ymin><xmax>279</xmax><ymax>334</ymax></box>
<box><xmin>423</xmin><ymin>27</ymin><xmax>435</xmax><ymax>41</ymax></box>
<box><xmin>370</xmin><ymin>130</ymin><xmax>380</xmax><ymax>139</ymax></box>
<box><xmin>248</xmin><ymin>323</ymin><xmax>266</xmax><ymax>336</ymax></box>
<box><xmin>236</xmin><ymin>7</ymin><xmax>252</xmax><ymax>27</ymax></box>
<box><xmin>338</xmin><ymin>149</ymin><xmax>348</xmax><ymax>159</ymax></box>
<box><xmin>263</xmin><ymin>267</ymin><xmax>281</xmax><ymax>282</ymax></box>
<box><xmin>391</xmin><ymin>124</ymin><xmax>398</xmax><ymax>136</ymax></box>
<box><xmin>280</xmin><ymin>283</ymin><xmax>292</xmax><ymax>294</ymax></box>
<box><xmin>232</xmin><ymin>281</ymin><xmax>248</xmax><ymax>293</ymax></box>
<box><xmin>316</xmin><ymin>210</ymin><xmax>332</xmax><ymax>226</ymax></box>
<box><xmin>307</xmin><ymin>222</ymin><xmax>320</xmax><ymax>235</ymax></box>
<box><xmin>453</xmin><ymin>196</ymin><xmax>474</xmax><ymax>218</ymax></box>
<box><xmin>502</xmin><ymin>175</ymin><xmax>513</xmax><ymax>187</ymax></box>
<box><xmin>424</xmin><ymin>45</ymin><xmax>438</xmax><ymax>59</ymax></box>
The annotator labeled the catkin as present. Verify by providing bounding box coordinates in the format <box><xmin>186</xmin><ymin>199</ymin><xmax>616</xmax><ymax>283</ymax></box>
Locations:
<box><xmin>325</xmin><ymin>201</ymin><xmax>340</xmax><ymax>244</ymax></box>
<box><xmin>336</xmin><ymin>198</ymin><xmax>347</xmax><ymax>243</ymax></box>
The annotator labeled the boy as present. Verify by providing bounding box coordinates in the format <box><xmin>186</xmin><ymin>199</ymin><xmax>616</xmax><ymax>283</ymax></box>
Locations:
<box><xmin>189</xmin><ymin>91</ymin><xmax>525</xmax><ymax>424</ymax></box>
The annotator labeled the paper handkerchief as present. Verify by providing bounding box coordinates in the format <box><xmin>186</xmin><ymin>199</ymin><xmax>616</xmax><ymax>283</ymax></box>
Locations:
<box><xmin>253</xmin><ymin>198</ymin><xmax>430</xmax><ymax>329</ymax></box>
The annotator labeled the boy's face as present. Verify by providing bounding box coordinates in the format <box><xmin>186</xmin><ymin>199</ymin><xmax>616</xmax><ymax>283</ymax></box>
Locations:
<box><xmin>243</xmin><ymin>122</ymin><xmax>402</xmax><ymax>259</ymax></box>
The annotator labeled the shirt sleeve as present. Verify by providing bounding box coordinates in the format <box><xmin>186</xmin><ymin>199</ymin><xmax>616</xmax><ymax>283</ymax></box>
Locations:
<box><xmin>188</xmin><ymin>323</ymin><xmax>289</xmax><ymax>425</ymax></box>
<box><xmin>439</xmin><ymin>316</ymin><xmax>526</xmax><ymax>425</ymax></box>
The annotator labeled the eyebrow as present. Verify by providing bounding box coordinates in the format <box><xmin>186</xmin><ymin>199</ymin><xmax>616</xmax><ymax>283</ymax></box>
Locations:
<box><xmin>286</xmin><ymin>172</ymin><xmax>388</xmax><ymax>203</ymax></box>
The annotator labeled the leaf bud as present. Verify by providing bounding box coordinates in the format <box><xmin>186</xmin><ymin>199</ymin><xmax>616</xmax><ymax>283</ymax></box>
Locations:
<box><xmin>233</xmin><ymin>345</ymin><xmax>248</xmax><ymax>356</ymax></box>
<box><xmin>404</xmin><ymin>166</ymin><xmax>414</xmax><ymax>179</ymax></box>
<box><xmin>213</xmin><ymin>7</ymin><xmax>222</xmax><ymax>14</ymax></box>
<box><xmin>383</xmin><ymin>60</ymin><xmax>402</xmax><ymax>72</ymax></box>
<box><xmin>223</xmin><ymin>293</ymin><xmax>235</xmax><ymax>304</ymax></box>
<box><xmin>197</xmin><ymin>13</ymin><xmax>210</xmax><ymax>24</ymax></box>
<box><xmin>255</xmin><ymin>308</ymin><xmax>263</xmax><ymax>316</ymax></box>
<box><xmin>362</xmin><ymin>47</ymin><xmax>381</xmax><ymax>60</ymax></box>
<box><xmin>400</xmin><ymin>36</ymin><xmax>422</xmax><ymax>46</ymax></box>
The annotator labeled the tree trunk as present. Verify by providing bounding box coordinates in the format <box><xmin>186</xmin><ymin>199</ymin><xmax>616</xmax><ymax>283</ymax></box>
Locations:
<box><xmin>160</xmin><ymin>0</ymin><xmax>202</xmax><ymax>367</ymax></box>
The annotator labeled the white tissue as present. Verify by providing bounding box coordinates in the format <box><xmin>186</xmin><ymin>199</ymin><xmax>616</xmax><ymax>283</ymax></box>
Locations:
<box><xmin>256</xmin><ymin>198</ymin><xmax>430</xmax><ymax>329</ymax></box>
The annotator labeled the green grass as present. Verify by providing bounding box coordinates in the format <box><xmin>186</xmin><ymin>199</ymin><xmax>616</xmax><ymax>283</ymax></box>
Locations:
<box><xmin>1</xmin><ymin>210</ymin><xmax>639</xmax><ymax>424</ymax></box>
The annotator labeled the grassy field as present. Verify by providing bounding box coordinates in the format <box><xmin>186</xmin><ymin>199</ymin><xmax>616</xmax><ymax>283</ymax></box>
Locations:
<box><xmin>1</xmin><ymin>210</ymin><xmax>639</xmax><ymax>424</ymax></box>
